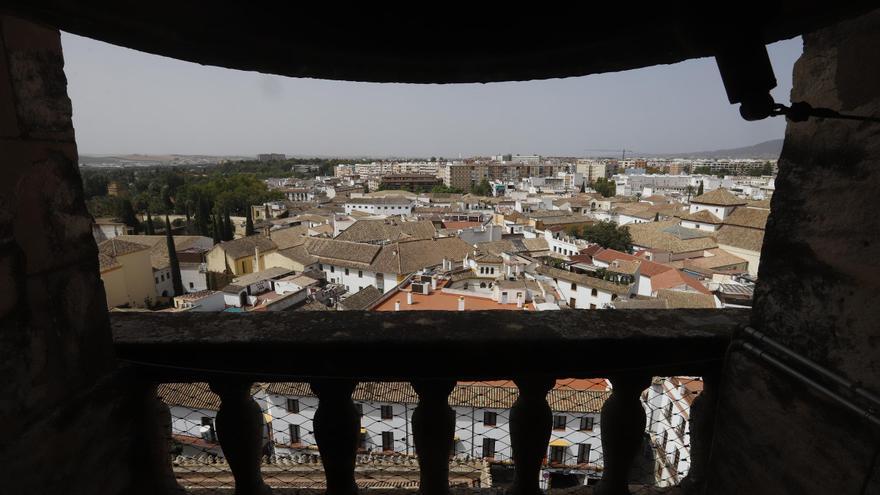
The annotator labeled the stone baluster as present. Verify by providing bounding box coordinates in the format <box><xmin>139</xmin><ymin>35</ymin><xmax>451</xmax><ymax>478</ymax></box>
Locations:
<box><xmin>310</xmin><ymin>380</ymin><xmax>359</xmax><ymax>495</ymax></box>
<box><xmin>510</xmin><ymin>377</ymin><xmax>555</xmax><ymax>495</ymax></box>
<box><xmin>679</xmin><ymin>371</ymin><xmax>720</xmax><ymax>494</ymax></box>
<box><xmin>594</xmin><ymin>374</ymin><xmax>652</xmax><ymax>495</ymax></box>
<box><xmin>131</xmin><ymin>383</ymin><xmax>183</xmax><ymax>495</ymax></box>
<box><xmin>209</xmin><ymin>381</ymin><xmax>271</xmax><ymax>495</ymax></box>
<box><xmin>412</xmin><ymin>380</ymin><xmax>457</xmax><ymax>495</ymax></box>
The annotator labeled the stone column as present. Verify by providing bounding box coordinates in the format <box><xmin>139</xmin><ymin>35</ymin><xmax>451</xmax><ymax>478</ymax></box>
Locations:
<box><xmin>0</xmin><ymin>15</ymin><xmax>137</xmax><ymax>495</ymax></box>
<box><xmin>411</xmin><ymin>380</ymin><xmax>456</xmax><ymax>495</ymax></box>
<box><xmin>678</xmin><ymin>371</ymin><xmax>718</xmax><ymax>495</ymax></box>
<box><xmin>310</xmin><ymin>379</ymin><xmax>360</xmax><ymax>495</ymax></box>
<box><xmin>209</xmin><ymin>381</ymin><xmax>271</xmax><ymax>495</ymax></box>
<box><xmin>594</xmin><ymin>374</ymin><xmax>651</xmax><ymax>495</ymax></box>
<box><xmin>509</xmin><ymin>377</ymin><xmax>554</xmax><ymax>495</ymax></box>
<box><xmin>707</xmin><ymin>9</ymin><xmax>880</xmax><ymax>495</ymax></box>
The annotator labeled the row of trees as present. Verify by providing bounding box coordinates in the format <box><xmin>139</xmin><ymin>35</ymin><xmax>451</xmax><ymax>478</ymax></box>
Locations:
<box><xmin>80</xmin><ymin>156</ymin><xmax>352</xmax><ymax>218</ymax></box>
<box><xmin>83</xmin><ymin>166</ymin><xmax>282</xmax><ymax>238</ymax></box>
<box><xmin>112</xmin><ymin>194</ymin><xmax>252</xmax><ymax>244</ymax></box>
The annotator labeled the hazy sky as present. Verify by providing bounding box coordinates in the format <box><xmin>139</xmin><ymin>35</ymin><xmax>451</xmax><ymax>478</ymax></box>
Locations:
<box><xmin>61</xmin><ymin>33</ymin><xmax>802</xmax><ymax>158</ymax></box>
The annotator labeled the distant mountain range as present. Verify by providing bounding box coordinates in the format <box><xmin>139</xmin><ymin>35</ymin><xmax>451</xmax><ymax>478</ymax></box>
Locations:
<box><xmin>80</xmin><ymin>138</ymin><xmax>785</xmax><ymax>166</ymax></box>
<box><xmin>79</xmin><ymin>153</ymin><xmax>251</xmax><ymax>167</ymax></box>
<box><xmin>662</xmin><ymin>139</ymin><xmax>783</xmax><ymax>160</ymax></box>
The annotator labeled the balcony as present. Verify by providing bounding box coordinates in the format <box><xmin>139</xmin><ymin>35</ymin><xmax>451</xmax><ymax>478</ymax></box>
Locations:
<box><xmin>112</xmin><ymin>308</ymin><xmax>747</xmax><ymax>494</ymax></box>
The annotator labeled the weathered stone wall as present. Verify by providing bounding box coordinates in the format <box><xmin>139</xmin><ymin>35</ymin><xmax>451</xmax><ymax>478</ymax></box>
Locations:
<box><xmin>707</xmin><ymin>10</ymin><xmax>880</xmax><ymax>495</ymax></box>
<box><xmin>0</xmin><ymin>16</ymin><xmax>147</xmax><ymax>495</ymax></box>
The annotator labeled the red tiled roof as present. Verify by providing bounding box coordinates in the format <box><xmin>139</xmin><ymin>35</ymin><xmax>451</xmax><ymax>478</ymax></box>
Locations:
<box><xmin>650</xmin><ymin>269</ymin><xmax>712</xmax><ymax>295</ymax></box>
<box><xmin>592</xmin><ymin>248</ymin><xmax>672</xmax><ymax>277</ymax></box>
<box><xmin>442</xmin><ymin>221</ymin><xmax>484</xmax><ymax>230</ymax></box>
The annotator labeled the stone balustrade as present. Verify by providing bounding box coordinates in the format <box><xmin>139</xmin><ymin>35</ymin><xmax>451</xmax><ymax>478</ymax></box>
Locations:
<box><xmin>112</xmin><ymin>309</ymin><xmax>745</xmax><ymax>495</ymax></box>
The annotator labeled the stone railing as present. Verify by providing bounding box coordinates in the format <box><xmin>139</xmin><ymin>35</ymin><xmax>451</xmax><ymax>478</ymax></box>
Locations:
<box><xmin>111</xmin><ymin>309</ymin><xmax>747</xmax><ymax>495</ymax></box>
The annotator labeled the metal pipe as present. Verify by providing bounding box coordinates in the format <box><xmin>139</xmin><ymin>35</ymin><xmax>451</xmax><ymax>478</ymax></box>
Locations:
<box><xmin>742</xmin><ymin>327</ymin><xmax>880</xmax><ymax>409</ymax></box>
<box><xmin>734</xmin><ymin>340</ymin><xmax>880</xmax><ymax>428</ymax></box>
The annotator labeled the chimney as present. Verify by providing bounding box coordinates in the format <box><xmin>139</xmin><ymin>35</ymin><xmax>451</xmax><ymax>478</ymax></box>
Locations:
<box><xmin>430</xmin><ymin>277</ymin><xmax>437</xmax><ymax>291</ymax></box>
<box><xmin>458</xmin><ymin>296</ymin><xmax>465</xmax><ymax>311</ymax></box>
<box><xmin>517</xmin><ymin>294</ymin><xmax>524</xmax><ymax>309</ymax></box>
<box><xmin>254</xmin><ymin>245</ymin><xmax>261</xmax><ymax>272</ymax></box>
<box><xmin>407</xmin><ymin>292</ymin><xmax>413</xmax><ymax>305</ymax></box>
<box><xmin>395</xmin><ymin>300</ymin><xmax>401</xmax><ymax>311</ymax></box>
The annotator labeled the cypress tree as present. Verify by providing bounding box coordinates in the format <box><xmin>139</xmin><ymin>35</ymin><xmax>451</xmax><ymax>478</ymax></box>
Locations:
<box><xmin>245</xmin><ymin>207</ymin><xmax>255</xmax><ymax>236</ymax></box>
<box><xmin>117</xmin><ymin>198</ymin><xmax>140</xmax><ymax>233</ymax></box>
<box><xmin>165</xmin><ymin>216</ymin><xmax>184</xmax><ymax>296</ymax></box>
<box><xmin>223</xmin><ymin>210</ymin><xmax>234</xmax><ymax>241</ymax></box>
<box><xmin>697</xmin><ymin>180</ymin><xmax>704</xmax><ymax>196</ymax></box>
<box><xmin>145</xmin><ymin>210</ymin><xmax>155</xmax><ymax>235</ymax></box>
<box><xmin>196</xmin><ymin>197</ymin><xmax>210</xmax><ymax>237</ymax></box>
<box><xmin>212</xmin><ymin>214</ymin><xmax>221</xmax><ymax>244</ymax></box>
<box><xmin>184</xmin><ymin>203</ymin><xmax>192</xmax><ymax>234</ymax></box>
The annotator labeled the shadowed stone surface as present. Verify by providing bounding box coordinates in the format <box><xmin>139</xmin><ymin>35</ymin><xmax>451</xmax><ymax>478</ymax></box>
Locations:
<box><xmin>111</xmin><ymin>309</ymin><xmax>745</xmax><ymax>381</ymax></box>
<box><xmin>708</xmin><ymin>9</ymin><xmax>880</xmax><ymax>495</ymax></box>
<box><xmin>0</xmin><ymin>15</ymin><xmax>143</xmax><ymax>495</ymax></box>
<box><xmin>0</xmin><ymin>4</ymin><xmax>876</xmax><ymax>83</ymax></box>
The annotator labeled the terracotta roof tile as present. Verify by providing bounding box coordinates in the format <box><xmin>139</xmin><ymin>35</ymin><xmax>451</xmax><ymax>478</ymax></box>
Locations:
<box><xmin>335</xmin><ymin>219</ymin><xmax>436</xmax><ymax>243</ymax></box>
<box><xmin>656</xmin><ymin>289</ymin><xmax>717</xmax><ymax>308</ymax></box>
<box><xmin>217</xmin><ymin>235</ymin><xmax>277</xmax><ymax>259</ymax></box>
<box><xmin>98</xmin><ymin>238</ymin><xmax>151</xmax><ymax>258</ymax></box>
<box><xmin>115</xmin><ymin>234</ymin><xmax>210</xmax><ymax>270</ymax></box>
<box><xmin>714</xmin><ymin>225</ymin><xmax>765</xmax><ymax>252</ymax></box>
<box><xmin>339</xmin><ymin>285</ymin><xmax>384</xmax><ymax>310</ymax></box>
<box><xmin>723</xmin><ymin>207</ymin><xmax>770</xmax><ymax>230</ymax></box>
<box><xmin>270</xmin><ymin>225</ymin><xmax>309</xmax><ymax>249</ymax></box>
<box><xmin>628</xmin><ymin>221</ymin><xmax>717</xmax><ymax>253</ymax></box>
<box><xmin>691</xmin><ymin>188</ymin><xmax>747</xmax><ymax>206</ymax></box>
<box><xmin>678</xmin><ymin>209</ymin><xmax>722</xmax><ymax>224</ymax></box>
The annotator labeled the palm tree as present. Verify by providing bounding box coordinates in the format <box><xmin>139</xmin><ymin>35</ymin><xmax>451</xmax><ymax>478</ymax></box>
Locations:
<box><xmin>685</xmin><ymin>185</ymin><xmax>695</xmax><ymax>204</ymax></box>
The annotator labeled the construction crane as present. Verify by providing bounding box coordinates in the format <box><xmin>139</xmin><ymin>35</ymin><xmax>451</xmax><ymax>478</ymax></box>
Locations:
<box><xmin>582</xmin><ymin>148</ymin><xmax>637</xmax><ymax>160</ymax></box>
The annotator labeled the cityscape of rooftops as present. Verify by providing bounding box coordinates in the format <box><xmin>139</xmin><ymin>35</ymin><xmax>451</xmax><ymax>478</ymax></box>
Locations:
<box><xmin>9</xmin><ymin>4</ymin><xmax>879</xmax><ymax>494</ymax></box>
<box><xmin>73</xmin><ymin>23</ymin><xmax>782</xmax><ymax>492</ymax></box>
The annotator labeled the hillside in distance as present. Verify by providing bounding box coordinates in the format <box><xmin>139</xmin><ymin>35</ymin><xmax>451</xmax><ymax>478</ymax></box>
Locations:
<box><xmin>79</xmin><ymin>154</ymin><xmax>251</xmax><ymax>167</ymax></box>
<box><xmin>664</xmin><ymin>139</ymin><xmax>783</xmax><ymax>160</ymax></box>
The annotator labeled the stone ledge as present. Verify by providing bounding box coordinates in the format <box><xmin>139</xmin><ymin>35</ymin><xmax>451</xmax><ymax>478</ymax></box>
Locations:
<box><xmin>111</xmin><ymin>309</ymin><xmax>746</xmax><ymax>381</ymax></box>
